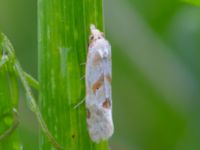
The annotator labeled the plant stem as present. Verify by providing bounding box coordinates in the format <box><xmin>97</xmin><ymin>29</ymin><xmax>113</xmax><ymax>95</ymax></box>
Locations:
<box><xmin>1</xmin><ymin>32</ymin><xmax>63</xmax><ymax>150</ymax></box>
<box><xmin>38</xmin><ymin>0</ymin><xmax>108</xmax><ymax>149</ymax></box>
<box><xmin>0</xmin><ymin>35</ymin><xmax>20</xmax><ymax>149</ymax></box>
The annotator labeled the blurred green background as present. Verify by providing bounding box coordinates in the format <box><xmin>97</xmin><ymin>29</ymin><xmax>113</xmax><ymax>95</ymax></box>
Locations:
<box><xmin>0</xmin><ymin>0</ymin><xmax>200</xmax><ymax>149</ymax></box>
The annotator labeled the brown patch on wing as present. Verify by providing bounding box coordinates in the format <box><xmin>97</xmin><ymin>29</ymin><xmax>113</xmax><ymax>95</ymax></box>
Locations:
<box><xmin>106</xmin><ymin>75</ymin><xmax>112</xmax><ymax>83</ymax></box>
<box><xmin>93</xmin><ymin>52</ymin><xmax>102</xmax><ymax>65</ymax></box>
<box><xmin>92</xmin><ymin>74</ymin><xmax>104</xmax><ymax>94</ymax></box>
<box><xmin>86</xmin><ymin>109</ymin><xmax>91</xmax><ymax>119</ymax></box>
<box><xmin>102</xmin><ymin>98</ymin><xmax>111</xmax><ymax>109</ymax></box>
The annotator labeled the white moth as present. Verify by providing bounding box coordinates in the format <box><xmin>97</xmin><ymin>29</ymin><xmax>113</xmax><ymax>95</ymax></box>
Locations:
<box><xmin>85</xmin><ymin>24</ymin><xmax>114</xmax><ymax>143</ymax></box>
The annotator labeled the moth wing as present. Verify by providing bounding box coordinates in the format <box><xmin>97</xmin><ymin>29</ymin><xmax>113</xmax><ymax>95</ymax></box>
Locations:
<box><xmin>86</xmin><ymin>41</ymin><xmax>114</xmax><ymax>143</ymax></box>
<box><xmin>86</xmin><ymin>46</ymin><xmax>105</xmax><ymax>106</ymax></box>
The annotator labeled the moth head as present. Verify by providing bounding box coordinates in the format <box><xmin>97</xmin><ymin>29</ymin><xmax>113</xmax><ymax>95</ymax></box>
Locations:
<box><xmin>89</xmin><ymin>24</ymin><xmax>104</xmax><ymax>43</ymax></box>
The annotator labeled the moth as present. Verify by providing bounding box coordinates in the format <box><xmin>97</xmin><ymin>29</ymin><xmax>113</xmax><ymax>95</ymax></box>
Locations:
<box><xmin>85</xmin><ymin>24</ymin><xmax>114</xmax><ymax>143</ymax></box>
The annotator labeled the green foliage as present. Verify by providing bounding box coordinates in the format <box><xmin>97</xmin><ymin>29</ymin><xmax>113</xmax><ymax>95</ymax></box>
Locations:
<box><xmin>182</xmin><ymin>0</ymin><xmax>200</xmax><ymax>6</ymax></box>
<box><xmin>1</xmin><ymin>0</ymin><xmax>200</xmax><ymax>149</ymax></box>
<box><xmin>38</xmin><ymin>0</ymin><xmax>107</xmax><ymax>149</ymax></box>
<box><xmin>0</xmin><ymin>33</ymin><xmax>63</xmax><ymax>150</ymax></box>
<box><xmin>1</xmin><ymin>0</ymin><xmax>107</xmax><ymax>149</ymax></box>
<box><xmin>0</xmin><ymin>33</ymin><xmax>20</xmax><ymax>150</ymax></box>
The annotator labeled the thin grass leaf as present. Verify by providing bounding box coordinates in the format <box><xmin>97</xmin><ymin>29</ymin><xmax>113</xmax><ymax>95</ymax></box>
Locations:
<box><xmin>0</xmin><ymin>34</ymin><xmax>21</xmax><ymax>149</ymax></box>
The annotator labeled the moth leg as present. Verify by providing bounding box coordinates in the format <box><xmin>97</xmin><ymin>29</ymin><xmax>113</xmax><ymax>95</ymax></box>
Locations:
<box><xmin>73</xmin><ymin>98</ymin><xmax>85</xmax><ymax>109</ymax></box>
<box><xmin>80</xmin><ymin>62</ymin><xmax>86</xmax><ymax>66</ymax></box>
<box><xmin>0</xmin><ymin>108</ymin><xmax>19</xmax><ymax>141</ymax></box>
<box><xmin>80</xmin><ymin>75</ymin><xmax>85</xmax><ymax>80</ymax></box>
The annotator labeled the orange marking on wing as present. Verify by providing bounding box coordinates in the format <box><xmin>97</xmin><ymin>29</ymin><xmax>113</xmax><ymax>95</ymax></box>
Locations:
<box><xmin>106</xmin><ymin>75</ymin><xmax>112</xmax><ymax>83</ymax></box>
<box><xmin>87</xmin><ymin>108</ymin><xmax>91</xmax><ymax>119</ymax></box>
<box><xmin>102</xmin><ymin>98</ymin><xmax>111</xmax><ymax>109</ymax></box>
<box><xmin>93</xmin><ymin>52</ymin><xmax>102</xmax><ymax>65</ymax></box>
<box><xmin>92</xmin><ymin>75</ymin><xmax>104</xmax><ymax>94</ymax></box>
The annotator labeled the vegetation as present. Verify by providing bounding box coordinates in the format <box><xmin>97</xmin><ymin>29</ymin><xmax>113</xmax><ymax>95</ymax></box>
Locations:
<box><xmin>1</xmin><ymin>0</ymin><xmax>200</xmax><ymax>150</ymax></box>
<box><xmin>0</xmin><ymin>0</ymin><xmax>108</xmax><ymax>149</ymax></box>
